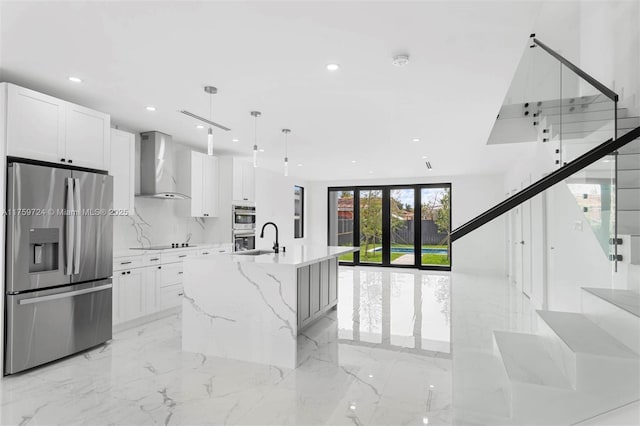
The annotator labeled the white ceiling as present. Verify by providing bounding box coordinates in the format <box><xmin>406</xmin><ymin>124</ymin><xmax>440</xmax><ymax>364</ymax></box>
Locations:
<box><xmin>0</xmin><ymin>1</ymin><xmax>540</xmax><ymax>181</ymax></box>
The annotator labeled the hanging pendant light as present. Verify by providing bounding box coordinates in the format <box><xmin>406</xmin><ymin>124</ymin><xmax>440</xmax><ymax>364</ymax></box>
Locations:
<box><xmin>250</xmin><ymin>111</ymin><xmax>261</xmax><ymax>167</ymax></box>
<box><xmin>204</xmin><ymin>86</ymin><xmax>217</xmax><ymax>156</ymax></box>
<box><xmin>282</xmin><ymin>128</ymin><xmax>291</xmax><ymax>176</ymax></box>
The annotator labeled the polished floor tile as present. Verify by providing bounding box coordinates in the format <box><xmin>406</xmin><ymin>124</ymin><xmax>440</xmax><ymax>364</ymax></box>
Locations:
<box><xmin>0</xmin><ymin>267</ymin><xmax>453</xmax><ymax>426</ymax></box>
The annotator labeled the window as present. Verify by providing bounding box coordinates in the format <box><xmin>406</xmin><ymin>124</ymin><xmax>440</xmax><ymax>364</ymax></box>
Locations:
<box><xmin>294</xmin><ymin>185</ymin><xmax>304</xmax><ymax>238</ymax></box>
<box><xmin>328</xmin><ymin>184</ymin><xmax>451</xmax><ymax>270</ymax></box>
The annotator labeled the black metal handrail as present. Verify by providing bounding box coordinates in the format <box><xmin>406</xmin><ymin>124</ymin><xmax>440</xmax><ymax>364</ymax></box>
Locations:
<box><xmin>533</xmin><ymin>38</ymin><xmax>618</xmax><ymax>103</ymax></box>
<box><xmin>450</xmin><ymin>125</ymin><xmax>640</xmax><ymax>242</ymax></box>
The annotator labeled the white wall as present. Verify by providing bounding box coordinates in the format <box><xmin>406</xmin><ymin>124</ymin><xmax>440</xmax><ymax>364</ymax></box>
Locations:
<box><xmin>307</xmin><ymin>173</ymin><xmax>507</xmax><ymax>275</ymax></box>
<box><xmin>254</xmin><ymin>168</ymin><xmax>309</xmax><ymax>251</ymax></box>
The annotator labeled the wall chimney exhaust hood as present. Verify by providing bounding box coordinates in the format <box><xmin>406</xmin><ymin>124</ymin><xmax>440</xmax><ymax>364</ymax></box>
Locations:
<box><xmin>138</xmin><ymin>131</ymin><xmax>189</xmax><ymax>199</ymax></box>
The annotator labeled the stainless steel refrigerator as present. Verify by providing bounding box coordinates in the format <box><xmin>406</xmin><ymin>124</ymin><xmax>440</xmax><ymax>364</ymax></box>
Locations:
<box><xmin>5</xmin><ymin>161</ymin><xmax>113</xmax><ymax>375</ymax></box>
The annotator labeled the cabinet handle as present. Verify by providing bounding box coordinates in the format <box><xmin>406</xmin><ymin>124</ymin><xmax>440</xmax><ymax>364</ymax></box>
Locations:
<box><xmin>202</xmin><ymin>252</ymin><xmax>210</xmax><ymax>255</ymax></box>
<box><xmin>158</xmin><ymin>266</ymin><xmax>162</xmax><ymax>269</ymax></box>
<box><xmin>61</xmin><ymin>158</ymin><xmax>66</xmax><ymax>162</ymax></box>
<box><xmin>121</xmin><ymin>271</ymin><xmax>126</xmax><ymax>275</ymax></box>
<box><xmin>178</xmin><ymin>271</ymin><xmax>183</xmax><ymax>275</ymax></box>
<box><xmin>178</xmin><ymin>292</ymin><xmax>184</xmax><ymax>296</ymax></box>
<box><xmin>68</xmin><ymin>159</ymin><xmax>73</xmax><ymax>164</ymax></box>
<box><xmin>127</xmin><ymin>271</ymin><xmax>131</xmax><ymax>274</ymax></box>
<box><xmin>179</xmin><ymin>255</ymin><xmax>187</xmax><ymax>258</ymax></box>
<box><xmin>218</xmin><ymin>250</ymin><xmax>225</xmax><ymax>253</ymax></box>
<box><xmin>150</xmin><ymin>258</ymin><xmax>159</xmax><ymax>261</ymax></box>
<box><xmin>120</xmin><ymin>261</ymin><xmax>132</xmax><ymax>265</ymax></box>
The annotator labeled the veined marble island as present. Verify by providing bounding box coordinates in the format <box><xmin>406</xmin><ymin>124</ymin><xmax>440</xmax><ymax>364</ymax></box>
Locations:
<box><xmin>181</xmin><ymin>246</ymin><xmax>357</xmax><ymax>369</ymax></box>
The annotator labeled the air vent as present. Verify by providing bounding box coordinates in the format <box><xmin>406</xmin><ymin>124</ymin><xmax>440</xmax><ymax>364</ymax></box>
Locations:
<box><xmin>425</xmin><ymin>161</ymin><xmax>432</xmax><ymax>170</ymax></box>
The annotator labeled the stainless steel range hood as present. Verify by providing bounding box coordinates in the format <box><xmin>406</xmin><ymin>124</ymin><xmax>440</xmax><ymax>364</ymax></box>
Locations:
<box><xmin>139</xmin><ymin>131</ymin><xmax>189</xmax><ymax>199</ymax></box>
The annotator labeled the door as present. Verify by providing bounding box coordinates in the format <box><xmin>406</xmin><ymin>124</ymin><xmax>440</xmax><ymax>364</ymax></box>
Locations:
<box><xmin>5</xmin><ymin>279</ymin><xmax>112</xmax><ymax>375</ymax></box>
<box><xmin>191</xmin><ymin>153</ymin><xmax>204</xmax><ymax>217</ymax></box>
<box><xmin>359</xmin><ymin>188</ymin><xmax>384</xmax><ymax>264</ymax></box>
<box><xmin>241</xmin><ymin>160</ymin><xmax>255</xmax><ymax>202</ymax></box>
<box><xmin>6</xmin><ymin>84</ymin><xmax>66</xmax><ymax>164</ymax></box>
<box><xmin>116</xmin><ymin>269</ymin><xmax>145</xmax><ymax>322</ymax></box>
<box><xmin>390</xmin><ymin>188</ymin><xmax>416</xmax><ymax>266</ymax></box>
<box><xmin>5</xmin><ymin>163</ymin><xmax>72</xmax><ymax>292</ymax></box>
<box><xmin>65</xmin><ymin>103</ymin><xmax>110</xmax><ymax>170</ymax></box>
<box><xmin>70</xmin><ymin>170</ymin><xmax>113</xmax><ymax>283</ymax></box>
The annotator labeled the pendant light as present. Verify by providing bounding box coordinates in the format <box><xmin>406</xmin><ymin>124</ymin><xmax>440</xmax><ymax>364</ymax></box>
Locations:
<box><xmin>250</xmin><ymin>111</ymin><xmax>261</xmax><ymax>167</ymax></box>
<box><xmin>204</xmin><ymin>86</ymin><xmax>217</xmax><ymax>156</ymax></box>
<box><xmin>282</xmin><ymin>128</ymin><xmax>291</xmax><ymax>176</ymax></box>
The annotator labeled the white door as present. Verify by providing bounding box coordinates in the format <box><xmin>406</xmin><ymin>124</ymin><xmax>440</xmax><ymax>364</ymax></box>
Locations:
<box><xmin>110</xmin><ymin>129</ymin><xmax>135</xmax><ymax>214</ymax></box>
<box><xmin>6</xmin><ymin>84</ymin><xmax>66</xmax><ymax>163</ymax></box>
<box><xmin>65</xmin><ymin>103</ymin><xmax>110</xmax><ymax>170</ymax></box>
<box><xmin>144</xmin><ymin>266</ymin><xmax>161</xmax><ymax>314</ymax></box>
<box><xmin>203</xmin><ymin>156</ymin><xmax>219</xmax><ymax>217</ymax></box>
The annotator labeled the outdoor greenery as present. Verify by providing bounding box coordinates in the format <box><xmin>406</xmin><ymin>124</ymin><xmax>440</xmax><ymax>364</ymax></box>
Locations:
<box><xmin>339</xmin><ymin>244</ymin><xmax>449</xmax><ymax>265</ymax></box>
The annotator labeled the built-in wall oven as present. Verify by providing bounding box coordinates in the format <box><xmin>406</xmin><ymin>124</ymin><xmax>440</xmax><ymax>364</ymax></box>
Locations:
<box><xmin>233</xmin><ymin>205</ymin><xmax>256</xmax><ymax>251</ymax></box>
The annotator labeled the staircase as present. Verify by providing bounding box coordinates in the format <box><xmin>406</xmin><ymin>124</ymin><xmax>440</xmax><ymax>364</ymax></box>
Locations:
<box><xmin>492</xmin><ymin>288</ymin><xmax>640</xmax><ymax>425</ymax></box>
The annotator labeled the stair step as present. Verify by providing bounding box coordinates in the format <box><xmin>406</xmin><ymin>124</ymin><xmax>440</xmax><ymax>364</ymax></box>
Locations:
<box><xmin>494</xmin><ymin>331</ymin><xmax>572</xmax><ymax>388</ymax></box>
<box><xmin>618</xmin><ymin>153</ymin><xmax>640</xmax><ymax>170</ymax></box>
<box><xmin>542</xmin><ymin>108</ymin><xmax>629</xmax><ymax>124</ymax></box>
<box><xmin>537</xmin><ymin>310</ymin><xmax>638</xmax><ymax>359</ymax></box>
<box><xmin>581</xmin><ymin>288</ymin><xmax>640</xmax><ymax>355</ymax></box>
<box><xmin>618</xmin><ymin>170</ymin><xmax>640</xmax><ymax>188</ymax></box>
<box><xmin>618</xmin><ymin>211</ymin><xmax>640</xmax><ymax>235</ymax></box>
<box><xmin>582</xmin><ymin>288</ymin><xmax>640</xmax><ymax>318</ymax></box>
<box><xmin>619</xmin><ymin>189</ymin><xmax>640</xmax><ymax>211</ymax></box>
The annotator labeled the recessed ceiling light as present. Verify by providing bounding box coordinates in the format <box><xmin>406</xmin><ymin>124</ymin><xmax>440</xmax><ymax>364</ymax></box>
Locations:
<box><xmin>368</xmin><ymin>170</ymin><xmax>374</xmax><ymax>174</ymax></box>
<box><xmin>421</xmin><ymin>155</ymin><xmax>427</xmax><ymax>159</ymax></box>
<box><xmin>259</xmin><ymin>148</ymin><xmax>265</xmax><ymax>152</ymax></box>
<box><xmin>196</xmin><ymin>125</ymin><xmax>204</xmax><ymax>129</ymax></box>
<box><xmin>412</xmin><ymin>138</ymin><xmax>421</xmax><ymax>142</ymax></box>
<box><xmin>351</xmin><ymin>160</ymin><xmax>357</xmax><ymax>164</ymax></box>
<box><xmin>326</xmin><ymin>63</ymin><xmax>340</xmax><ymax>71</ymax></box>
<box><xmin>297</xmin><ymin>163</ymin><xmax>303</xmax><ymax>167</ymax></box>
<box><xmin>232</xmin><ymin>138</ymin><xmax>239</xmax><ymax>142</ymax></box>
<box><xmin>68</xmin><ymin>76</ymin><xmax>82</xmax><ymax>83</ymax></box>
<box><xmin>145</xmin><ymin>106</ymin><xmax>156</xmax><ymax>111</ymax></box>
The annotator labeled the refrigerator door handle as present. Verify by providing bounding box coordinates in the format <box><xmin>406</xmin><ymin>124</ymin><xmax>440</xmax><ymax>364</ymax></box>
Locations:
<box><xmin>65</xmin><ymin>178</ymin><xmax>75</xmax><ymax>275</ymax></box>
<box><xmin>73</xmin><ymin>178</ymin><xmax>82</xmax><ymax>275</ymax></box>
<box><xmin>18</xmin><ymin>283</ymin><xmax>113</xmax><ymax>305</ymax></box>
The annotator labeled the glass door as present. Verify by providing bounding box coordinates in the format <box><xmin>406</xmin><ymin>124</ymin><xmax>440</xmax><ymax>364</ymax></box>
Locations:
<box><xmin>359</xmin><ymin>188</ymin><xmax>384</xmax><ymax>265</ymax></box>
<box><xmin>328</xmin><ymin>189</ymin><xmax>356</xmax><ymax>263</ymax></box>
<box><xmin>420</xmin><ymin>186</ymin><xmax>451</xmax><ymax>268</ymax></box>
<box><xmin>390</xmin><ymin>188</ymin><xmax>416</xmax><ymax>266</ymax></box>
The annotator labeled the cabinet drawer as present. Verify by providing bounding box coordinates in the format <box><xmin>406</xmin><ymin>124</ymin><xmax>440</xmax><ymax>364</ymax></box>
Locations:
<box><xmin>160</xmin><ymin>284</ymin><xmax>183</xmax><ymax>310</ymax></box>
<box><xmin>162</xmin><ymin>250</ymin><xmax>198</xmax><ymax>264</ymax></box>
<box><xmin>142</xmin><ymin>254</ymin><xmax>163</xmax><ymax>267</ymax></box>
<box><xmin>113</xmin><ymin>256</ymin><xmax>143</xmax><ymax>271</ymax></box>
<box><xmin>160</xmin><ymin>263</ymin><xmax>183</xmax><ymax>287</ymax></box>
<box><xmin>199</xmin><ymin>247</ymin><xmax>230</xmax><ymax>256</ymax></box>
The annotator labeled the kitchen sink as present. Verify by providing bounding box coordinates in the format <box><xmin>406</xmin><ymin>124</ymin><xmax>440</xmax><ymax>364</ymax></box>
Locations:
<box><xmin>233</xmin><ymin>249</ymin><xmax>275</xmax><ymax>256</ymax></box>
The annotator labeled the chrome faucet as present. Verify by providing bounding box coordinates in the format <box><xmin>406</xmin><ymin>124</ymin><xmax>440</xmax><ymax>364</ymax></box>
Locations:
<box><xmin>260</xmin><ymin>222</ymin><xmax>279</xmax><ymax>253</ymax></box>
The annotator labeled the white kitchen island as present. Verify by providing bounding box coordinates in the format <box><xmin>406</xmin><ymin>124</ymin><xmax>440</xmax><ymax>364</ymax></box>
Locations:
<box><xmin>181</xmin><ymin>246</ymin><xmax>357</xmax><ymax>369</ymax></box>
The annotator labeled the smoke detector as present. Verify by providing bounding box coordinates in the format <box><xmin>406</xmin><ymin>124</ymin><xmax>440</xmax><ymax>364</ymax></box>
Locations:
<box><xmin>392</xmin><ymin>54</ymin><xmax>410</xmax><ymax>67</ymax></box>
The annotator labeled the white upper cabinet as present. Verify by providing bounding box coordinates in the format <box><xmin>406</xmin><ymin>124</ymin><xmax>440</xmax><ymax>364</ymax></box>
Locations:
<box><xmin>177</xmin><ymin>151</ymin><xmax>219</xmax><ymax>218</ymax></box>
<box><xmin>232</xmin><ymin>157</ymin><xmax>255</xmax><ymax>203</ymax></box>
<box><xmin>4</xmin><ymin>83</ymin><xmax>111</xmax><ymax>170</ymax></box>
<box><xmin>65</xmin><ymin>103</ymin><xmax>110</xmax><ymax>169</ymax></box>
<box><xmin>110</xmin><ymin>128</ymin><xmax>135</xmax><ymax>215</ymax></box>
<box><xmin>6</xmin><ymin>84</ymin><xmax>66</xmax><ymax>163</ymax></box>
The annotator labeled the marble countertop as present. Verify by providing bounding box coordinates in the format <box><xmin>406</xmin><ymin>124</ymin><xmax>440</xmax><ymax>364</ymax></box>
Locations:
<box><xmin>186</xmin><ymin>245</ymin><xmax>358</xmax><ymax>268</ymax></box>
<box><xmin>113</xmin><ymin>242</ymin><xmax>232</xmax><ymax>258</ymax></box>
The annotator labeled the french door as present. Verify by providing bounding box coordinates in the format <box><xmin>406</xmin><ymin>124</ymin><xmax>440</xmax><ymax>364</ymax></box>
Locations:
<box><xmin>328</xmin><ymin>184</ymin><xmax>451</xmax><ymax>270</ymax></box>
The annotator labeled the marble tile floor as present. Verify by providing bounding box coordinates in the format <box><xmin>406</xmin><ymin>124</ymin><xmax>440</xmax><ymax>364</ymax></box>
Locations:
<box><xmin>0</xmin><ymin>267</ymin><xmax>453</xmax><ymax>426</ymax></box>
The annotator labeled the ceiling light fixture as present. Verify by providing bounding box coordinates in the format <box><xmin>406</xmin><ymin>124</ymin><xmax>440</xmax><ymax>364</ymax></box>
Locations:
<box><xmin>282</xmin><ymin>128</ymin><xmax>291</xmax><ymax>177</ymax></box>
<box><xmin>425</xmin><ymin>160</ymin><xmax>433</xmax><ymax>171</ymax></box>
<box><xmin>351</xmin><ymin>160</ymin><xmax>357</xmax><ymax>164</ymax></box>
<box><xmin>68</xmin><ymin>76</ymin><xmax>82</xmax><ymax>83</ymax></box>
<box><xmin>196</xmin><ymin>125</ymin><xmax>204</xmax><ymax>129</ymax></box>
<box><xmin>412</xmin><ymin>138</ymin><xmax>421</xmax><ymax>142</ymax></box>
<box><xmin>146</xmin><ymin>106</ymin><xmax>156</xmax><ymax>111</ymax></box>
<box><xmin>232</xmin><ymin>138</ymin><xmax>239</xmax><ymax>143</ymax></box>
<box><xmin>251</xmin><ymin>111</ymin><xmax>261</xmax><ymax>167</ymax></box>
<box><xmin>326</xmin><ymin>63</ymin><xmax>340</xmax><ymax>71</ymax></box>
<box><xmin>392</xmin><ymin>54</ymin><xmax>410</xmax><ymax>67</ymax></box>
<box><xmin>204</xmin><ymin>86</ymin><xmax>218</xmax><ymax>156</ymax></box>
<box><xmin>297</xmin><ymin>163</ymin><xmax>303</xmax><ymax>167</ymax></box>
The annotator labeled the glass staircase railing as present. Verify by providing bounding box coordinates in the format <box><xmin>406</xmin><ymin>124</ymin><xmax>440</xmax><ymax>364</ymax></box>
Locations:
<box><xmin>450</xmin><ymin>34</ymin><xmax>640</xmax><ymax>425</ymax></box>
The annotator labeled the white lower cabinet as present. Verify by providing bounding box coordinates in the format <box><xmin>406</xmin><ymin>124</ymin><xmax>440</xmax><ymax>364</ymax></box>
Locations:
<box><xmin>160</xmin><ymin>284</ymin><xmax>184</xmax><ymax>310</ymax></box>
<box><xmin>113</xmin><ymin>268</ymin><xmax>145</xmax><ymax>324</ymax></box>
<box><xmin>297</xmin><ymin>257</ymin><xmax>339</xmax><ymax>329</ymax></box>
